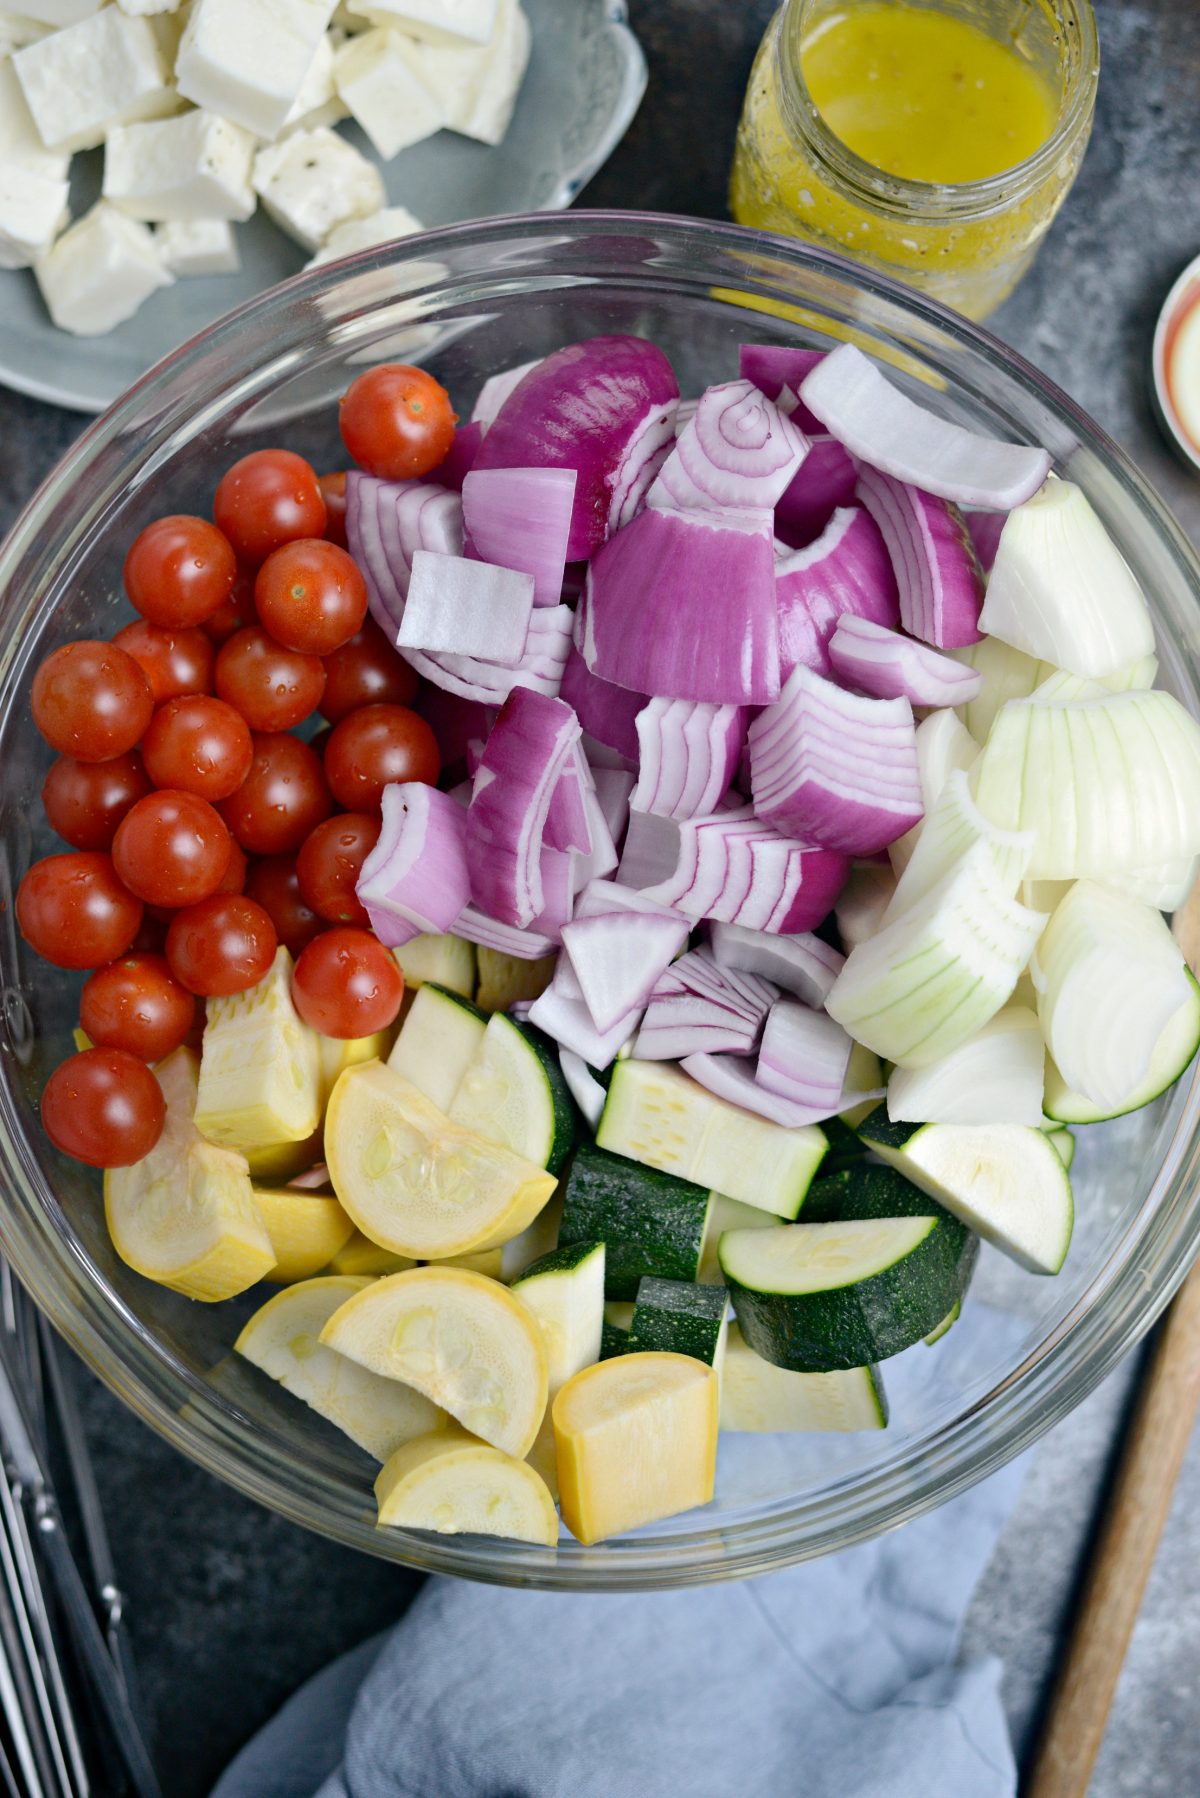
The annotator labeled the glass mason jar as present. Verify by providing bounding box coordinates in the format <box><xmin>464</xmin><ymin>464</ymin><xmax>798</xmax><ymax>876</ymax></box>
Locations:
<box><xmin>730</xmin><ymin>0</ymin><xmax>1099</xmax><ymax>320</ymax></box>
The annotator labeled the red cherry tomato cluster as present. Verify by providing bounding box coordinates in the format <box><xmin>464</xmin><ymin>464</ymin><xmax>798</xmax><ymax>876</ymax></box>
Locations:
<box><xmin>21</xmin><ymin>393</ymin><xmax>460</xmax><ymax>1166</ymax></box>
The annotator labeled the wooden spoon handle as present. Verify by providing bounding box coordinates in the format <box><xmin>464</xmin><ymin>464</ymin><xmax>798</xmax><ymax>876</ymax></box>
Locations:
<box><xmin>1026</xmin><ymin>1258</ymin><xmax>1200</xmax><ymax>1798</ymax></box>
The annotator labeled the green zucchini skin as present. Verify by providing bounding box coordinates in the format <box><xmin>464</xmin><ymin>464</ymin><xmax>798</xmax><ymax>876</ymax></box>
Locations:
<box><xmin>628</xmin><ymin>1278</ymin><xmax>729</xmax><ymax>1364</ymax></box>
<box><xmin>599</xmin><ymin>1321</ymin><xmax>630</xmax><ymax>1359</ymax></box>
<box><xmin>426</xmin><ymin>981</ymin><xmax>489</xmax><ymax>1022</ymax></box>
<box><xmin>510</xmin><ymin>1019</ymin><xmax>582</xmax><ymax>1175</ymax></box>
<box><xmin>852</xmin><ymin>1104</ymin><xmax>919</xmax><ymax>1152</ymax></box>
<box><xmin>513</xmin><ymin>1240</ymin><xmax>600</xmax><ymax>1281</ymax></box>
<box><xmin>818</xmin><ymin>1115</ymin><xmax>871</xmax><ymax>1174</ymax></box>
<box><xmin>559</xmin><ymin>1144</ymin><xmax>713</xmax><ymax>1301</ymax></box>
<box><xmin>802</xmin><ymin>1162</ymin><xmax>954</xmax><ymax>1224</ymax></box>
<box><xmin>721</xmin><ymin>1218</ymin><xmax>978</xmax><ymax>1372</ymax></box>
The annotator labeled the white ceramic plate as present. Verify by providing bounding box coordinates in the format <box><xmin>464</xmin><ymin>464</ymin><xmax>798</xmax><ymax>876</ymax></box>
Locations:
<box><xmin>0</xmin><ymin>0</ymin><xmax>645</xmax><ymax>414</ymax></box>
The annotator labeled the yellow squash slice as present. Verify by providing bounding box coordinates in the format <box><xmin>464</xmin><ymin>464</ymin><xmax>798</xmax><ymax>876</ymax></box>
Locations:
<box><xmin>255</xmin><ymin>1188</ymin><xmax>355</xmax><ymax>1284</ymax></box>
<box><xmin>105</xmin><ymin>1048</ymin><xmax>274</xmax><ymax>1302</ymax></box>
<box><xmin>320</xmin><ymin>1265</ymin><xmax>548</xmax><ymax>1458</ymax></box>
<box><xmin>195</xmin><ymin>946</ymin><xmax>322</xmax><ymax>1151</ymax></box>
<box><xmin>327</xmin><ymin>1230</ymin><xmax>416</xmax><ymax>1277</ymax></box>
<box><xmin>245</xmin><ymin>1131</ymin><xmax>324</xmax><ymax>1183</ymax></box>
<box><xmin>317</xmin><ymin>1030</ymin><xmax>392</xmax><ymax>1110</ymax></box>
<box><xmin>374</xmin><ymin>1426</ymin><xmax>558</xmax><ymax>1545</ymax></box>
<box><xmin>323</xmin><ymin>1062</ymin><xmax>556</xmax><ymax>1259</ymax></box>
<box><xmin>236</xmin><ymin>1276</ymin><xmax>446</xmax><ymax>1461</ymax></box>
<box><xmin>552</xmin><ymin>1352</ymin><xmax>718</xmax><ymax>1545</ymax></box>
<box><xmin>525</xmin><ymin>1412</ymin><xmax>560</xmax><ymax>1506</ymax></box>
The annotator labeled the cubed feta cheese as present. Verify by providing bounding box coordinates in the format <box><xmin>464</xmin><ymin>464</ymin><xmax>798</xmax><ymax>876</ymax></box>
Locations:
<box><xmin>252</xmin><ymin>125</ymin><xmax>383</xmax><ymax>251</ymax></box>
<box><xmin>104</xmin><ymin>111</ymin><xmax>257</xmax><ymax>222</ymax></box>
<box><xmin>333</xmin><ymin>29</ymin><xmax>444</xmax><ymax>159</ymax></box>
<box><xmin>14</xmin><ymin>9</ymin><xmax>175</xmax><ymax>154</ymax></box>
<box><xmin>17</xmin><ymin>0</ymin><xmax>103</xmax><ymax>25</ymax></box>
<box><xmin>176</xmin><ymin>0</ymin><xmax>337</xmax><ymax>140</ymax></box>
<box><xmin>36</xmin><ymin>201</ymin><xmax>172</xmax><ymax>335</ymax></box>
<box><xmin>155</xmin><ymin>216</ymin><xmax>241</xmax><ymax>275</ymax></box>
<box><xmin>0</xmin><ymin>56</ymin><xmax>69</xmax><ymax>177</ymax></box>
<box><xmin>117</xmin><ymin>0</ymin><xmax>183</xmax><ymax>15</ymax></box>
<box><xmin>0</xmin><ymin>158</ymin><xmax>67</xmax><ymax>267</ymax></box>
<box><xmin>306</xmin><ymin>203</ymin><xmax>422</xmax><ymax>266</ymax></box>
<box><xmin>408</xmin><ymin>0</ymin><xmax>528</xmax><ymax>145</ymax></box>
<box><xmin>348</xmin><ymin>0</ymin><xmax>498</xmax><ymax>47</ymax></box>
<box><xmin>280</xmin><ymin>31</ymin><xmax>348</xmax><ymax>135</ymax></box>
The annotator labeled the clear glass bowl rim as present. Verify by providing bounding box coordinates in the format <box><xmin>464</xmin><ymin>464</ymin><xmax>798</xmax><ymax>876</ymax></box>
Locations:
<box><xmin>2</xmin><ymin>209</ymin><xmax>1200</xmax><ymax>1591</ymax></box>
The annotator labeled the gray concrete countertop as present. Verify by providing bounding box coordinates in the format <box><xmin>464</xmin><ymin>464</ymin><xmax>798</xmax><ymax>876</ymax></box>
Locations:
<box><xmin>1</xmin><ymin>2</ymin><xmax>1199</xmax><ymax>1791</ymax></box>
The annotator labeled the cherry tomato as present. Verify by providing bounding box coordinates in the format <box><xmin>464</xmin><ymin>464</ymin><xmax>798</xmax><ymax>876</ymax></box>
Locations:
<box><xmin>129</xmin><ymin>911</ymin><xmax>168</xmax><ymax>956</ymax></box>
<box><xmin>338</xmin><ymin>365</ymin><xmax>457</xmax><ymax>481</ymax></box>
<box><xmin>254</xmin><ymin>539</ymin><xmax>368</xmax><ymax>657</ymax></box>
<box><xmin>41</xmin><ymin>752</ymin><xmax>152</xmax><ymax>852</ymax></box>
<box><xmin>17</xmin><ymin>853</ymin><xmax>143</xmax><ymax>970</ymax></box>
<box><xmin>244</xmin><ymin>855</ymin><xmax>324</xmax><ymax>954</ymax></box>
<box><xmin>80</xmin><ymin>953</ymin><xmax>196</xmax><ymax>1062</ymax></box>
<box><xmin>111</xmin><ymin>790</ymin><xmax>232</xmax><ymax>908</ymax></box>
<box><xmin>165</xmin><ymin>894</ymin><xmax>278</xmax><ymax>996</ymax></box>
<box><xmin>324</xmin><ymin>703</ymin><xmax>439</xmax><ymax>810</ymax></box>
<box><xmin>215</xmin><ymin>626</ymin><xmax>326</xmax><ymax>733</ymax></box>
<box><xmin>318</xmin><ymin>472</ymin><xmax>348</xmax><ymax>548</ymax></box>
<box><xmin>216</xmin><ymin>838</ymin><xmax>248</xmax><ymax>895</ymax></box>
<box><xmin>320</xmin><ymin>618</ymin><xmax>418</xmax><ymax>724</ymax></box>
<box><xmin>123</xmin><ymin>514</ymin><xmax>237</xmax><ymax>628</ymax></box>
<box><xmin>296</xmin><ymin>812</ymin><xmax>380</xmax><ymax>926</ymax></box>
<box><xmin>218</xmin><ymin>733</ymin><xmax>332</xmax><ymax>856</ymax></box>
<box><xmin>41</xmin><ymin>1048</ymin><xmax>165</xmax><ymax>1168</ymax></box>
<box><xmin>213</xmin><ymin>450</ymin><xmax>326</xmax><ymax>566</ymax></box>
<box><xmin>141</xmin><ymin>695</ymin><xmax>254</xmax><ymax>801</ymax></box>
<box><xmin>112</xmin><ymin>620</ymin><xmax>215</xmax><ymax>703</ymax></box>
<box><xmin>201</xmin><ymin>570</ymin><xmax>257</xmax><ymax>646</ymax></box>
<box><xmin>32</xmin><ymin>641</ymin><xmax>154</xmax><ymax>762</ymax></box>
<box><xmin>291</xmin><ymin>928</ymin><xmax>403</xmax><ymax>1037</ymax></box>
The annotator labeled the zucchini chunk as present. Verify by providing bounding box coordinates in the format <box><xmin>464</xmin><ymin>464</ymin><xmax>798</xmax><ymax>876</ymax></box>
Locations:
<box><xmin>374</xmin><ymin>1426</ymin><xmax>558</xmax><ymax>1545</ymax></box>
<box><xmin>324</xmin><ymin>1061</ymin><xmax>557</xmax><ymax>1260</ymax></box>
<box><xmin>628</xmin><ymin>1278</ymin><xmax>730</xmax><ymax>1370</ymax></box>
<box><xmin>387</xmin><ymin>982</ymin><xmax>488</xmax><ymax>1112</ymax></box>
<box><xmin>719</xmin><ymin>1215</ymin><xmax>976</xmax><ymax>1372</ymax></box>
<box><xmin>475</xmin><ymin>946</ymin><xmax>558</xmax><ymax>1013</ymax></box>
<box><xmin>600</xmin><ymin>1300</ymin><xmax>633</xmax><ymax>1359</ymax></box>
<box><xmin>500</xmin><ymin>1193</ymin><xmax>564</xmax><ymax>1282</ymax></box>
<box><xmin>510</xmin><ymin>1243</ymin><xmax>606</xmax><ymax>1394</ymax></box>
<box><xmin>320</xmin><ymin>1265</ymin><xmax>549</xmax><ymax>1459</ymax></box>
<box><xmin>105</xmin><ymin>1047</ymin><xmax>274</xmax><ymax>1302</ymax></box>
<box><xmin>553</xmin><ymin>1352</ymin><xmax>719</xmax><ymax>1545</ymax></box>
<box><xmin>923</xmin><ymin>1300</ymin><xmax>961</xmax><ymax>1346</ymax></box>
<box><xmin>858</xmin><ymin>1105</ymin><xmax>1073</xmax><ymax>1274</ymax></box>
<box><xmin>801</xmin><ymin>1161</ymin><xmax>953</xmax><ymax>1223</ymax></box>
<box><xmin>194</xmin><ymin>946</ymin><xmax>322</xmax><ymax>1150</ymax></box>
<box><xmin>448</xmin><ymin>1013</ymin><xmax>580</xmax><ymax>1173</ymax></box>
<box><xmin>559</xmin><ymin>1143</ymin><xmax>713</xmax><ymax>1300</ymax></box>
<box><xmin>720</xmin><ymin>1324</ymin><xmax>888</xmax><ymax>1432</ymax></box>
<box><xmin>1047</xmin><ymin>1128</ymin><xmax>1075</xmax><ymax>1171</ymax></box>
<box><xmin>597</xmin><ymin>1058</ymin><xmax>827</xmax><ymax>1218</ymax></box>
<box><xmin>236</xmin><ymin>1276</ymin><xmax>446</xmax><ymax>1461</ymax></box>
<box><xmin>256</xmin><ymin>1188</ymin><xmax>355</xmax><ymax>1284</ymax></box>
<box><xmin>392</xmin><ymin>932</ymin><xmax>477</xmax><ymax>998</ymax></box>
<box><xmin>698</xmin><ymin>1195</ymin><xmax>783</xmax><ymax>1284</ymax></box>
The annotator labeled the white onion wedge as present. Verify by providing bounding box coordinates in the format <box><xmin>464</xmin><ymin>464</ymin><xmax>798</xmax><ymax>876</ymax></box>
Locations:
<box><xmin>834</xmin><ymin>862</ymin><xmax>897</xmax><ymax>949</ymax></box>
<box><xmin>885</xmin><ymin>769</ymin><xmax>1032</xmax><ymax>921</ymax></box>
<box><xmin>886</xmin><ymin>1007</ymin><xmax>1046</xmax><ymax>1126</ymax></box>
<box><xmin>708</xmin><ymin>921</ymin><xmax>844</xmax><ymax>1005</ymax></box>
<box><xmin>888</xmin><ymin>708</ymin><xmax>978</xmax><ymax>878</ymax></box>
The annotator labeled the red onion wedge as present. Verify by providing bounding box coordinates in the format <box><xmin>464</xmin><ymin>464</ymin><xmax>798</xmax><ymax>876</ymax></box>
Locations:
<box><xmin>345</xmin><ymin>473</ymin><xmax>464</xmax><ymax>637</ymax></box>
<box><xmin>756</xmin><ymin>999</ymin><xmax>854</xmax><ymax>1111</ymax></box>
<box><xmin>561</xmin><ymin>909</ymin><xmax>690</xmax><ymax>1035</ymax></box>
<box><xmin>471</xmin><ymin>359</ymin><xmax>541</xmax><ymax>430</ymax></box>
<box><xmin>776</xmin><ymin>506</ymin><xmax>900</xmax><ymax>680</ymax></box>
<box><xmin>356</xmin><ymin>782</ymin><xmax>471</xmax><ymax>945</ymax></box>
<box><xmin>641</xmin><ymin>805</ymin><xmax>850</xmax><ymax>932</ymax></box>
<box><xmin>413</xmin><ymin>689</ymin><xmax>496</xmax><ymax>771</ymax></box>
<box><xmin>630</xmin><ymin>698</ymin><xmax>748</xmax><ymax>821</ymax></box>
<box><xmin>463</xmin><ymin>467</ymin><xmax>577</xmax><ymax>608</ymax></box>
<box><xmin>568</xmin><ymin>780</ymin><xmax>619</xmax><ymax>889</ymax></box>
<box><xmin>401</xmin><ymin>603</ymin><xmax>574</xmax><ymax>705</ymax></box>
<box><xmin>679</xmin><ymin>1052</ymin><xmax>835</xmax><ymax>1127</ymax></box>
<box><xmin>558</xmin><ymin>1048</ymin><xmax>608</xmax><ymax>1129</ymax></box>
<box><xmin>749</xmin><ymin>667</ymin><xmax>922</xmax><ymax>856</ymax></box>
<box><xmin>398</xmin><ymin>550</ymin><xmax>534</xmax><ymax>663</ymax></box>
<box><xmin>581</xmin><ymin>503</ymin><xmax>780</xmax><ymax>705</ymax></box>
<box><xmin>799</xmin><ymin>343</ymin><xmax>1052</xmax><ymax>509</ymax></box>
<box><xmin>473</xmin><ymin>335</ymin><xmax>679</xmax><ymax>558</ymax></box>
<box><xmin>708</xmin><ymin>920</ymin><xmax>845</xmax><ymax>1006</ymax></box>
<box><xmin>856</xmin><ymin>466</ymin><xmax>984</xmax><ymax>650</ymax></box>
<box><xmin>591</xmin><ymin>766</ymin><xmax>635</xmax><ymax>847</ymax></box>
<box><xmin>454</xmin><ymin>904</ymin><xmax>558</xmax><ymax>961</ymax></box>
<box><xmin>739</xmin><ymin>344</ymin><xmax>825</xmax><ymax>431</ymax></box>
<box><xmin>966</xmin><ymin>509</ymin><xmax>1007</xmax><ymax>573</ymax></box>
<box><xmin>466</xmin><ymin>688</ymin><xmax>581</xmax><ymax>928</ymax></box>
<box><xmin>430</xmin><ymin>420</ymin><xmax>483</xmax><ymax>492</ymax></box>
<box><xmin>775</xmin><ymin>435</ymin><xmax>858</xmax><ymax>548</ymax></box>
<box><xmin>635</xmin><ymin>948</ymin><xmax>778</xmax><ymax>1060</ymax></box>
<box><xmin>648</xmin><ymin>378</ymin><xmax>809</xmax><ymax>514</ymax></box>
<box><xmin>616</xmin><ymin>808</ymin><xmax>683</xmax><ymax>891</ymax></box>
<box><xmin>559</xmin><ymin>645</ymin><xmax>647</xmax><ymax>760</ymax></box>
<box><xmin>533</xmin><ymin>846</ymin><xmax>574</xmax><ymax>942</ymax></box>
<box><xmin>828</xmin><ymin>615</ymin><xmax>984</xmax><ymax>708</ymax></box>
<box><xmin>545</xmin><ymin>741</ymin><xmax>594</xmax><ymax>855</ymax></box>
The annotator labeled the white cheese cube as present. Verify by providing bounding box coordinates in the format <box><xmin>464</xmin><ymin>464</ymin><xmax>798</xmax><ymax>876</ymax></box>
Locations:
<box><xmin>0</xmin><ymin>57</ymin><xmax>69</xmax><ymax>177</ymax></box>
<box><xmin>305</xmin><ymin>203</ymin><xmax>422</xmax><ymax>266</ymax></box>
<box><xmin>280</xmin><ymin>32</ymin><xmax>348</xmax><ymax>134</ymax></box>
<box><xmin>0</xmin><ymin>158</ymin><xmax>67</xmax><ymax>267</ymax></box>
<box><xmin>252</xmin><ymin>125</ymin><xmax>384</xmax><ymax>251</ymax></box>
<box><xmin>333</xmin><ymin>29</ymin><xmax>444</xmax><ymax>159</ymax></box>
<box><xmin>104</xmin><ymin>111</ymin><xmax>257</xmax><ymax>222</ymax></box>
<box><xmin>117</xmin><ymin>0</ymin><xmax>183</xmax><ymax>14</ymax></box>
<box><xmin>176</xmin><ymin>0</ymin><xmax>337</xmax><ymax>140</ymax></box>
<box><xmin>36</xmin><ymin>201</ymin><xmax>172</xmax><ymax>335</ymax></box>
<box><xmin>16</xmin><ymin>0</ymin><xmax>103</xmax><ymax>24</ymax></box>
<box><xmin>14</xmin><ymin>9</ymin><xmax>175</xmax><ymax>153</ymax></box>
<box><xmin>409</xmin><ymin>0</ymin><xmax>528</xmax><ymax>145</ymax></box>
<box><xmin>349</xmin><ymin>0</ymin><xmax>498</xmax><ymax>47</ymax></box>
<box><xmin>155</xmin><ymin>216</ymin><xmax>240</xmax><ymax>275</ymax></box>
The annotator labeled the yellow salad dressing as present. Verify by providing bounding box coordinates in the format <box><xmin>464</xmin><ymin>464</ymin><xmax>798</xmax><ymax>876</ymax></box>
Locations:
<box><xmin>730</xmin><ymin>0</ymin><xmax>1097</xmax><ymax>319</ymax></box>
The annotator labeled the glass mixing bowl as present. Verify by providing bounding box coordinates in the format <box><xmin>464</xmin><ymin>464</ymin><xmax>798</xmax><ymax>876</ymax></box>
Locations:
<box><xmin>2</xmin><ymin>213</ymin><xmax>1199</xmax><ymax>1592</ymax></box>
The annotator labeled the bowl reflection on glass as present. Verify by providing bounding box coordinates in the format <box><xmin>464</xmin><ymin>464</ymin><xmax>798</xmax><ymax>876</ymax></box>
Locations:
<box><xmin>1</xmin><ymin>212</ymin><xmax>1199</xmax><ymax>1591</ymax></box>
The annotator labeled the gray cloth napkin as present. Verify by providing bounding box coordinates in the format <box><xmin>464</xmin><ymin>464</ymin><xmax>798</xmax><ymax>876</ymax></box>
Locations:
<box><xmin>213</xmin><ymin>1450</ymin><xmax>1024</xmax><ymax>1798</ymax></box>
